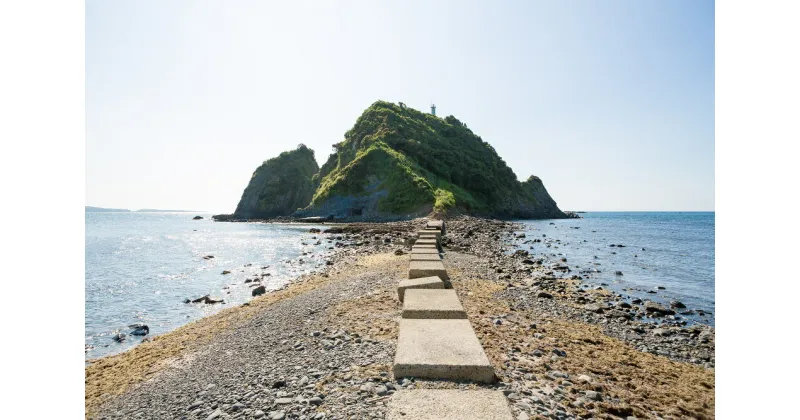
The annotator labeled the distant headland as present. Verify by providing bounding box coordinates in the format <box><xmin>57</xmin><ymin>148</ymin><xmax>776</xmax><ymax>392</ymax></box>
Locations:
<box><xmin>86</xmin><ymin>206</ymin><xmax>200</xmax><ymax>213</ymax></box>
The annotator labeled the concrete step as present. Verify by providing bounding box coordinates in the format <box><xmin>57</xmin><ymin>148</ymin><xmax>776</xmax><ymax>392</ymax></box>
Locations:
<box><xmin>426</xmin><ymin>220</ymin><xmax>445</xmax><ymax>231</ymax></box>
<box><xmin>409</xmin><ymin>253</ymin><xmax>442</xmax><ymax>262</ymax></box>
<box><xmin>415</xmin><ymin>238</ymin><xmax>438</xmax><ymax>246</ymax></box>
<box><xmin>397</xmin><ymin>276</ymin><xmax>445</xmax><ymax>302</ymax></box>
<box><xmin>417</xmin><ymin>230</ymin><xmax>441</xmax><ymax>239</ymax></box>
<box><xmin>402</xmin><ymin>289</ymin><xmax>466</xmax><ymax>319</ymax></box>
<box><xmin>412</xmin><ymin>243</ymin><xmax>438</xmax><ymax>249</ymax></box>
<box><xmin>409</xmin><ymin>260</ymin><xmax>448</xmax><ymax>280</ymax></box>
<box><xmin>387</xmin><ymin>389</ymin><xmax>513</xmax><ymax>420</ymax></box>
<box><xmin>409</xmin><ymin>247</ymin><xmax>440</xmax><ymax>255</ymax></box>
<box><xmin>393</xmin><ymin>318</ymin><xmax>495</xmax><ymax>383</ymax></box>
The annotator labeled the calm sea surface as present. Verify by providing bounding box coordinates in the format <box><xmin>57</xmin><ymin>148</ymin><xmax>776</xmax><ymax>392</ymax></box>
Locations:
<box><xmin>86</xmin><ymin>211</ymin><xmax>714</xmax><ymax>359</ymax></box>
<box><xmin>509</xmin><ymin>212</ymin><xmax>715</xmax><ymax>325</ymax></box>
<box><xmin>85</xmin><ymin>212</ymin><xmax>336</xmax><ymax>360</ymax></box>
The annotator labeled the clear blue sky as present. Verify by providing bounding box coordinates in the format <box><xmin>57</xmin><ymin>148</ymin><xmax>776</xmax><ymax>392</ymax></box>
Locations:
<box><xmin>86</xmin><ymin>0</ymin><xmax>714</xmax><ymax>213</ymax></box>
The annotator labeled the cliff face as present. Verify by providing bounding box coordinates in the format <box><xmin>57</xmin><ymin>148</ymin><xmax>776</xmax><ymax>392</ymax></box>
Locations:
<box><xmin>518</xmin><ymin>176</ymin><xmax>567</xmax><ymax>219</ymax></box>
<box><xmin>228</xmin><ymin>101</ymin><xmax>568</xmax><ymax>220</ymax></box>
<box><xmin>233</xmin><ymin>144</ymin><xmax>319</xmax><ymax>219</ymax></box>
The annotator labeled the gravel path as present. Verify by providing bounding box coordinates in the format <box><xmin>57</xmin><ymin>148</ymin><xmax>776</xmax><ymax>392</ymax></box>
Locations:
<box><xmin>95</xmin><ymin>253</ymin><xmax>405</xmax><ymax>420</ymax></box>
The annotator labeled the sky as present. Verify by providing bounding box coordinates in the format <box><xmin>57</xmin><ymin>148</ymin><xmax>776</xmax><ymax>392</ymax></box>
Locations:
<box><xmin>86</xmin><ymin>0</ymin><xmax>714</xmax><ymax>213</ymax></box>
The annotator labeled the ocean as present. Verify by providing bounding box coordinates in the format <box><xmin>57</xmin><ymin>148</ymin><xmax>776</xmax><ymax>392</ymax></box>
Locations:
<box><xmin>508</xmin><ymin>212</ymin><xmax>715</xmax><ymax>325</ymax></box>
<box><xmin>85</xmin><ymin>211</ymin><xmax>714</xmax><ymax>360</ymax></box>
<box><xmin>85</xmin><ymin>212</ymin><xmax>336</xmax><ymax>360</ymax></box>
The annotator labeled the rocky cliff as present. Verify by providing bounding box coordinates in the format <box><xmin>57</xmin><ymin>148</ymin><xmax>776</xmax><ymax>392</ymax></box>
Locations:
<box><xmin>227</xmin><ymin>101</ymin><xmax>568</xmax><ymax>220</ymax></box>
<box><xmin>232</xmin><ymin>144</ymin><xmax>319</xmax><ymax>219</ymax></box>
<box><xmin>518</xmin><ymin>176</ymin><xmax>567</xmax><ymax>219</ymax></box>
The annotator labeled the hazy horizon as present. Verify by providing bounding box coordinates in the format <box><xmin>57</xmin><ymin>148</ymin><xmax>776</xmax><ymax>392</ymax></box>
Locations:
<box><xmin>84</xmin><ymin>204</ymin><xmax>715</xmax><ymax>214</ymax></box>
<box><xmin>86</xmin><ymin>0</ymin><xmax>714</xmax><ymax>213</ymax></box>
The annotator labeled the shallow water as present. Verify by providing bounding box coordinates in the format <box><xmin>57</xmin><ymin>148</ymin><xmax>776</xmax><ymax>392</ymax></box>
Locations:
<box><xmin>508</xmin><ymin>212</ymin><xmax>715</xmax><ymax>325</ymax></box>
<box><xmin>85</xmin><ymin>212</ymin><xmax>336</xmax><ymax>359</ymax></box>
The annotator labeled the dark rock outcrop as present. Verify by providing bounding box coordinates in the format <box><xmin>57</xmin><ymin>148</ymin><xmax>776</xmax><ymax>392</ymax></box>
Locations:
<box><xmin>506</xmin><ymin>176</ymin><xmax>567</xmax><ymax>219</ymax></box>
<box><xmin>233</xmin><ymin>144</ymin><xmax>319</xmax><ymax>219</ymax></box>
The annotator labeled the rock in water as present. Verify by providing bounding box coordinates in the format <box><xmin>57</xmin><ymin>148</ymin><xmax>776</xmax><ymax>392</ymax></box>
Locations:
<box><xmin>671</xmin><ymin>300</ymin><xmax>687</xmax><ymax>309</ymax></box>
<box><xmin>192</xmin><ymin>215</ymin><xmax>203</xmax><ymax>220</ymax></box>
<box><xmin>191</xmin><ymin>295</ymin><xmax>224</xmax><ymax>304</ymax></box>
<box><xmin>128</xmin><ymin>324</ymin><xmax>149</xmax><ymax>336</ymax></box>
<box><xmin>252</xmin><ymin>285</ymin><xmax>266</xmax><ymax>297</ymax></box>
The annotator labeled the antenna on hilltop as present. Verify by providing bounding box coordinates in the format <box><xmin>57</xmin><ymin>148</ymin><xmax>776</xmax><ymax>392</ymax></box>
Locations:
<box><xmin>431</xmin><ymin>103</ymin><xmax>436</xmax><ymax>116</ymax></box>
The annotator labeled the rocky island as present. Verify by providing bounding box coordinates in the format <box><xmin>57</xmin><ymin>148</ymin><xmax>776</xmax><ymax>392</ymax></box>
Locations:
<box><xmin>217</xmin><ymin>101</ymin><xmax>568</xmax><ymax>222</ymax></box>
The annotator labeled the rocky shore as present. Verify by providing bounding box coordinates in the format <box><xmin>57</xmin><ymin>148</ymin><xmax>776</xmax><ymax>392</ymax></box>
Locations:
<box><xmin>86</xmin><ymin>216</ymin><xmax>714</xmax><ymax>419</ymax></box>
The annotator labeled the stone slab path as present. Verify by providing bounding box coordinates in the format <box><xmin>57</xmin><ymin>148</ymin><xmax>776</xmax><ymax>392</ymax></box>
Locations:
<box><xmin>401</xmin><ymin>289</ymin><xmax>466</xmax><ymax>319</ymax></box>
<box><xmin>408</xmin><ymin>253</ymin><xmax>442</xmax><ymax>262</ymax></box>
<box><xmin>391</xmin><ymin>221</ymin><xmax>513</xmax><ymax>417</ymax></box>
<box><xmin>409</xmin><ymin>248</ymin><xmax>440</xmax><ymax>254</ymax></box>
<box><xmin>408</xmin><ymin>260</ymin><xmax>448</xmax><ymax>280</ymax></box>
<box><xmin>397</xmin><ymin>276</ymin><xmax>445</xmax><ymax>302</ymax></box>
<box><xmin>393</xmin><ymin>318</ymin><xmax>494</xmax><ymax>382</ymax></box>
<box><xmin>387</xmin><ymin>389</ymin><xmax>513</xmax><ymax>420</ymax></box>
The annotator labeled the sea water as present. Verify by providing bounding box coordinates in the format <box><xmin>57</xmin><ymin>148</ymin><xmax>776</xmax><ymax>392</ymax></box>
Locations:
<box><xmin>85</xmin><ymin>212</ymin><xmax>335</xmax><ymax>360</ymax></box>
<box><xmin>509</xmin><ymin>212</ymin><xmax>715</xmax><ymax>325</ymax></box>
<box><xmin>86</xmin><ymin>211</ymin><xmax>715</xmax><ymax>360</ymax></box>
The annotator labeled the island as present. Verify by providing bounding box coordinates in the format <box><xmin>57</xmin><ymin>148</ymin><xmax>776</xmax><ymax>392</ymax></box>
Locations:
<box><xmin>217</xmin><ymin>101</ymin><xmax>570</xmax><ymax>221</ymax></box>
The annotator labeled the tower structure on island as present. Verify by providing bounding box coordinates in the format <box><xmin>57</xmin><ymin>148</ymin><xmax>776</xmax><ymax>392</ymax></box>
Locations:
<box><xmin>431</xmin><ymin>103</ymin><xmax>436</xmax><ymax>116</ymax></box>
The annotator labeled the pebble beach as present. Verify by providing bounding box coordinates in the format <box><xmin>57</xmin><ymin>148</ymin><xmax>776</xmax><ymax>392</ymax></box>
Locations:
<box><xmin>85</xmin><ymin>217</ymin><xmax>714</xmax><ymax>420</ymax></box>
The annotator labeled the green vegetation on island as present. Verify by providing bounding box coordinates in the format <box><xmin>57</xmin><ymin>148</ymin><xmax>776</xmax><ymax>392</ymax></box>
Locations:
<box><xmin>228</xmin><ymin>101</ymin><xmax>567</xmax><ymax>220</ymax></box>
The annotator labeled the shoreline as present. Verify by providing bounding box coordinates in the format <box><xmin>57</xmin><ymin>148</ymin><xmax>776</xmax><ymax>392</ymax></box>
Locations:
<box><xmin>84</xmin><ymin>218</ymin><xmax>423</xmax><ymax>362</ymax></box>
<box><xmin>86</xmin><ymin>216</ymin><xmax>714</xmax><ymax>419</ymax></box>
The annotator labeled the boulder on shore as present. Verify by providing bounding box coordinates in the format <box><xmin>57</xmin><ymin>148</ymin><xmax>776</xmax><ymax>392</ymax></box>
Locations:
<box><xmin>252</xmin><ymin>285</ymin><xmax>267</xmax><ymax>297</ymax></box>
<box><xmin>644</xmin><ymin>301</ymin><xmax>676</xmax><ymax>316</ymax></box>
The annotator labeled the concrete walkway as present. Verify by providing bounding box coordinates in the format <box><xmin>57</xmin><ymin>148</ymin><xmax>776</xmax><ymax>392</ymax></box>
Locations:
<box><xmin>402</xmin><ymin>289</ymin><xmax>466</xmax><ymax>319</ymax></box>
<box><xmin>391</xmin><ymin>220</ymin><xmax>513</xmax><ymax>417</ymax></box>
<box><xmin>408</xmin><ymin>260</ymin><xmax>448</xmax><ymax>280</ymax></box>
<box><xmin>397</xmin><ymin>276</ymin><xmax>444</xmax><ymax>302</ymax></box>
<box><xmin>387</xmin><ymin>389</ymin><xmax>513</xmax><ymax>420</ymax></box>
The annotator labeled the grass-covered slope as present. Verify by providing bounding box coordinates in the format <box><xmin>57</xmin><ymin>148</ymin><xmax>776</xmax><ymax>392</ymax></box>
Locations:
<box><xmin>233</xmin><ymin>144</ymin><xmax>319</xmax><ymax>219</ymax></box>
<box><xmin>303</xmin><ymin>101</ymin><xmax>566</xmax><ymax>219</ymax></box>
